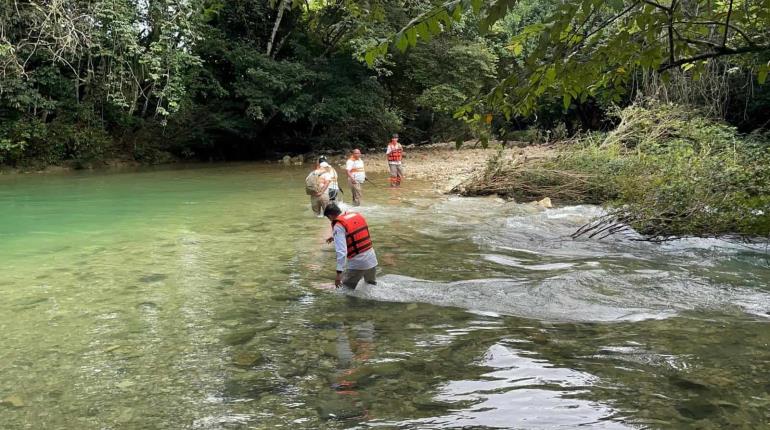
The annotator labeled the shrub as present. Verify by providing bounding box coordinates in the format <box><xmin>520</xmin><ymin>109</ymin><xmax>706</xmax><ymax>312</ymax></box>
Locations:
<box><xmin>461</xmin><ymin>102</ymin><xmax>770</xmax><ymax>239</ymax></box>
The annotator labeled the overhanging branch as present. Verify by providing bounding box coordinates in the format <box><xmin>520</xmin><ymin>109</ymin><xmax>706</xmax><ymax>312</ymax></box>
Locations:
<box><xmin>659</xmin><ymin>44</ymin><xmax>770</xmax><ymax>71</ymax></box>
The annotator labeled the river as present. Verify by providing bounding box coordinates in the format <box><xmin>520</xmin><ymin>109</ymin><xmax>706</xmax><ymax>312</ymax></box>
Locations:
<box><xmin>1</xmin><ymin>164</ymin><xmax>768</xmax><ymax>429</ymax></box>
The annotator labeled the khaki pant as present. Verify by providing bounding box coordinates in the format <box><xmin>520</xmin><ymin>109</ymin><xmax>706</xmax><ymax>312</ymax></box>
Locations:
<box><xmin>388</xmin><ymin>164</ymin><xmax>404</xmax><ymax>186</ymax></box>
<box><xmin>342</xmin><ymin>266</ymin><xmax>377</xmax><ymax>289</ymax></box>
<box><xmin>349</xmin><ymin>179</ymin><xmax>362</xmax><ymax>206</ymax></box>
<box><xmin>310</xmin><ymin>193</ymin><xmax>329</xmax><ymax>215</ymax></box>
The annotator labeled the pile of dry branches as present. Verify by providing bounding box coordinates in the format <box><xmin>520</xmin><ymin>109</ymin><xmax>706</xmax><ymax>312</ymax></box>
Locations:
<box><xmin>456</xmin><ymin>164</ymin><xmax>599</xmax><ymax>203</ymax></box>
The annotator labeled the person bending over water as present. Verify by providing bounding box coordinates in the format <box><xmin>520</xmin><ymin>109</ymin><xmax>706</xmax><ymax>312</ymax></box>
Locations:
<box><xmin>306</xmin><ymin>162</ymin><xmax>331</xmax><ymax>217</ymax></box>
<box><xmin>324</xmin><ymin>204</ymin><xmax>378</xmax><ymax>289</ymax></box>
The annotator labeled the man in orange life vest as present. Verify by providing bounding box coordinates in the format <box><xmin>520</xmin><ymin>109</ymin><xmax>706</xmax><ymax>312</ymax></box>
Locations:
<box><xmin>324</xmin><ymin>204</ymin><xmax>378</xmax><ymax>289</ymax></box>
<box><xmin>386</xmin><ymin>133</ymin><xmax>405</xmax><ymax>187</ymax></box>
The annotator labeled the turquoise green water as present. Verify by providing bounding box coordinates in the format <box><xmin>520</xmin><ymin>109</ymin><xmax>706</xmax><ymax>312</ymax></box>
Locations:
<box><xmin>1</xmin><ymin>164</ymin><xmax>769</xmax><ymax>429</ymax></box>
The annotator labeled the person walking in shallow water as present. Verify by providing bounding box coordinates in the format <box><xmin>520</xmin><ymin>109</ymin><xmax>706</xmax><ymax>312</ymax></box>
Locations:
<box><xmin>319</xmin><ymin>156</ymin><xmax>341</xmax><ymax>203</ymax></box>
<box><xmin>386</xmin><ymin>134</ymin><xmax>404</xmax><ymax>187</ymax></box>
<box><xmin>345</xmin><ymin>149</ymin><xmax>366</xmax><ymax>206</ymax></box>
<box><xmin>306</xmin><ymin>162</ymin><xmax>330</xmax><ymax>217</ymax></box>
<box><xmin>324</xmin><ymin>204</ymin><xmax>378</xmax><ymax>289</ymax></box>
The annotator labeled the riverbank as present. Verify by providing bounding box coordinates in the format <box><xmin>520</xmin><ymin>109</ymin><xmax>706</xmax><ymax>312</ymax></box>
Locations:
<box><xmin>1</xmin><ymin>143</ymin><xmax>552</xmax><ymax>181</ymax></box>
<box><xmin>457</xmin><ymin>103</ymin><xmax>770</xmax><ymax>239</ymax></box>
<box><xmin>316</xmin><ymin>142</ymin><xmax>553</xmax><ymax>193</ymax></box>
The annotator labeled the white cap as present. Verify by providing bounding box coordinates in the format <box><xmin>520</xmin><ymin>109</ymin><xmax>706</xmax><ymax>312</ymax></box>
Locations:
<box><xmin>319</xmin><ymin>162</ymin><xmax>330</xmax><ymax>168</ymax></box>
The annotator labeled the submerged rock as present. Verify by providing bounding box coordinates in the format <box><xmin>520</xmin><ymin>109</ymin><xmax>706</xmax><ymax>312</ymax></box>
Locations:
<box><xmin>1</xmin><ymin>395</ymin><xmax>25</xmax><ymax>408</ymax></box>
<box><xmin>527</xmin><ymin>197</ymin><xmax>553</xmax><ymax>209</ymax></box>
<box><xmin>232</xmin><ymin>351</ymin><xmax>264</xmax><ymax>367</ymax></box>
<box><xmin>316</xmin><ymin>398</ymin><xmax>364</xmax><ymax>420</ymax></box>
<box><xmin>223</xmin><ymin>329</ymin><xmax>257</xmax><ymax>346</ymax></box>
<box><xmin>138</xmin><ymin>273</ymin><xmax>167</xmax><ymax>283</ymax></box>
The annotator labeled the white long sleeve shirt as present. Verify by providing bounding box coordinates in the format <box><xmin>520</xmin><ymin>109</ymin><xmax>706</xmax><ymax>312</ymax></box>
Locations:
<box><xmin>333</xmin><ymin>223</ymin><xmax>378</xmax><ymax>272</ymax></box>
<box><xmin>345</xmin><ymin>158</ymin><xmax>366</xmax><ymax>183</ymax></box>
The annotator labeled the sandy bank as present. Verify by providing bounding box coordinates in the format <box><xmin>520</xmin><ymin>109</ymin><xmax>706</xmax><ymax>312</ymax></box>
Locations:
<box><xmin>315</xmin><ymin>142</ymin><xmax>553</xmax><ymax>193</ymax></box>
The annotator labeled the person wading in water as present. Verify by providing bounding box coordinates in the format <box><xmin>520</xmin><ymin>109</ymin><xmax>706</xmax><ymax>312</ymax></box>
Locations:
<box><xmin>386</xmin><ymin>134</ymin><xmax>405</xmax><ymax>187</ymax></box>
<box><xmin>306</xmin><ymin>162</ymin><xmax>330</xmax><ymax>217</ymax></box>
<box><xmin>324</xmin><ymin>204</ymin><xmax>378</xmax><ymax>289</ymax></box>
<box><xmin>319</xmin><ymin>156</ymin><xmax>341</xmax><ymax>203</ymax></box>
<box><xmin>345</xmin><ymin>149</ymin><xmax>366</xmax><ymax>206</ymax></box>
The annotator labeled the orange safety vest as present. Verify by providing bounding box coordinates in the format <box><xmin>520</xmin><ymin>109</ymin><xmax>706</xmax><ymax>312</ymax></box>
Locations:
<box><xmin>387</xmin><ymin>143</ymin><xmax>403</xmax><ymax>162</ymax></box>
<box><xmin>333</xmin><ymin>212</ymin><xmax>373</xmax><ymax>258</ymax></box>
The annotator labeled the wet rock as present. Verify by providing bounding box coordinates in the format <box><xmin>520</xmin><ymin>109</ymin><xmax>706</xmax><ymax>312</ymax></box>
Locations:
<box><xmin>527</xmin><ymin>197</ymin><xmax>553</xmax><ymax>210</ymax></box>
<box><xmin>669</xmin><ymin>375</ymin><xmax>711</xmax><ymax>391</ymax></box>
<box><xmin>406</xmin><ymin>323</ymin><xmax>424</xmax><ymax>330</ymax></box>
<box><xmin>224</xmin><ymin>371</ymin><xmax>278</xmax><ymax>398</ymax></box>
<box><xmin>232</xmin><ymin>351</ymin><xmax>264</xmax><ymax>367</ymax></box>
<box><xmin>1</xmin><ymin>395</ymin><xmax>25</xmax><ymax>408</ymax></box>
<box><xmin>676</xmin><ymin>400</ymin><xmax>719</xmax><ymax>420</ymax></box>
<box><xmin>278</xmin><ymin>360</ymin><xmax>308</xmax><ymax>378</ymax></box>
<box><xmin>223</xmin><ymin>329</ymin><xmax>257</xmax><ymax>346</ymax></box>
<box><xmin>281</xmin><ymin>155</ymin><xmax>291</xmax><ymax>165</ymax></box>
<box><xmin>316</xmin><ymin>398</ymin><xmax>364</xmax><ymax>420</ymax></box>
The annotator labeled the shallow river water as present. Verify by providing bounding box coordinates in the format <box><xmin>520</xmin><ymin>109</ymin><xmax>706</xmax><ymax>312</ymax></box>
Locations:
<box><xmin>1</xmin><ymin>164</ymin><xmax>769</xmax><ymax>429</ymax></box>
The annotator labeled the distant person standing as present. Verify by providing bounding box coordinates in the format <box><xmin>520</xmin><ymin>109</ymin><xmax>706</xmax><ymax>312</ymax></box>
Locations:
<box><xmin>319</xmin><ymin>156</ymin><xmax>341</xmax><ymax>203</ymax></box>
<box><xmin>306</xmin><ymin>162</ymin><xmax>330</xmax><ymax>217</ymax></box>
<box><xmin>324</xmin><ymin>204</ymin><xmax>377</xmax><ymax>289</ymax></box>
<box><xmin>345</xmin><ymin>149</ymin><xmax>366</xmax><ymax>206</ymax></box>
<box><xmin>386</xmin><ymin>133</ymin><xmax>404</xmax><ymax>187</ymax></box>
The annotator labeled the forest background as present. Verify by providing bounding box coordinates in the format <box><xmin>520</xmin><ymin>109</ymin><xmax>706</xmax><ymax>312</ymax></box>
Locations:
<box><xmin>2</xmin><ymin>0</ymin><xmax>769</xmax><ymax>237</ymax></box>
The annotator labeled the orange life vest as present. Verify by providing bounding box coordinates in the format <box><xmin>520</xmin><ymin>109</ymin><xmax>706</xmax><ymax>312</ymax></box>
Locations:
<box><xmin>387</xmin><ymin>143</ymin><xmax>403</xmax><ymax>162</ymax></box>
<box><xmin>333</xmin><ymin>212</ymin><xmax>373</xmax><ymax>258</ymax></box>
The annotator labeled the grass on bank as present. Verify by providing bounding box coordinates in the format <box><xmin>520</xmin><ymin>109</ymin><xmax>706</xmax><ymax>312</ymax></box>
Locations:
<box><xmin>459</xmin><ymin>102</ymin><xmax>770</xmax><ymax>239</ymax></box>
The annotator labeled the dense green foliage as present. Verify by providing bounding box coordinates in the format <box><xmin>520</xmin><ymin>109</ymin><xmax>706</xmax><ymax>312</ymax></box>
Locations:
<box><xmin>1</xmin><ymin>0</ymin><xmax>769</xmax><ymax>174</ymax></box>
<box><xmin>0</xmin><ymin>0</ymin><xmax>505</xmax><ymax>165</ymax></box>
<box><xmin>374</xmin><ymin>0</ymin><xmax>770</xmax><ymax>121</ymax></box>
<box><xmin>462</xmin><ymin>102</ymin><xmax>770</xmax><ymax>238</ymax></box>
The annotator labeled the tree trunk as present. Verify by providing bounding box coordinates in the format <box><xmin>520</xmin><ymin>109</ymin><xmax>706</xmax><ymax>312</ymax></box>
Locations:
<box><xmin>267</xmin><ymin>0</ymin><xmax>288</xmax><ymax>56</ymax></box>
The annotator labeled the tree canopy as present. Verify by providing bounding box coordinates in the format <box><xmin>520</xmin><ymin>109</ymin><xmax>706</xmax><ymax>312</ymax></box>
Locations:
<box><xmin>1</xmin><ymin>0</ymin><xmax>768</xmax><ymax>166</ymax></box>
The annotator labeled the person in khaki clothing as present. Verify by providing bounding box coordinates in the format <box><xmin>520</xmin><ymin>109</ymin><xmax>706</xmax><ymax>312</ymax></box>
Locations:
<box><xmin>324</xmin><ymin>204</ymin><xmax>377</xmax><ymax>289</ymax></box>
<box><xmin>345</xmin><ymin>149</ymin><xmax>366</xmax><ymax>206</ymax></box>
